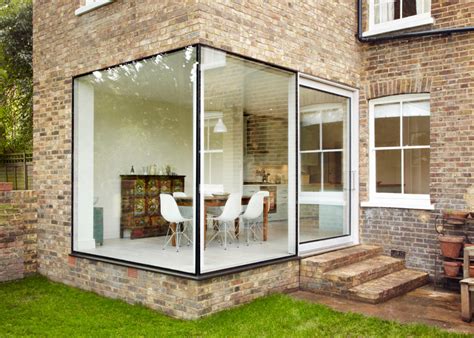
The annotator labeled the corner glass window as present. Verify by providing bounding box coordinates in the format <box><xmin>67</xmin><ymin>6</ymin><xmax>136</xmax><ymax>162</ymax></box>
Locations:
<box><xmin>73</xmin><ymin>45</ymin><xmax>298</xmax><ymax>276</ymax></box>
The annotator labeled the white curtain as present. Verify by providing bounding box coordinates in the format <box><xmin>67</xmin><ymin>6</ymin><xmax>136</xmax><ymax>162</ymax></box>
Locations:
<box><xmin>380</xmin><ymin>0</ymin><xmax>395</xmax><ymax>23</ymax></box>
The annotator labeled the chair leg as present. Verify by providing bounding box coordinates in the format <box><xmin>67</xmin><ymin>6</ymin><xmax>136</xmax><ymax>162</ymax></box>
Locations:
<box><xmin>224</xmin><ymin>222</ymin><xmax>228</xmax><ymax>250</ymax></box>
<box><xmin>461</xmin><ymin>283</ymin><xmax>472</xmax><ymax>322</ymax></box>
<box><xmin>162</xmin><ymin>225</ymin><xmax>175</xmax><ymax>250</ymax></box>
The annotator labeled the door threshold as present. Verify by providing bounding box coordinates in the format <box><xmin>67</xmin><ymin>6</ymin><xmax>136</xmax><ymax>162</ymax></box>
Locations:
<box><xmin>298</xmin><ymin>242</ymin><xmax>359</xmax><ymax>258</ymax></box>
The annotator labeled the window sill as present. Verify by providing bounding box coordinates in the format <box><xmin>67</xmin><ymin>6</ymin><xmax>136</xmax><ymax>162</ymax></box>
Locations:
<box><xmin>361</xmin><ymin>200</ymin><xmax>434</xmax><ymax>210</ymax></box>
<box><xmin>363</xmin><ymin>15</ymin><xmax>435</xmax><ymax>37</ymax></box>
<box><xmin>75</xmin><ymin>0</ymin><xmax>114</xmax><ymax>16</ymax></box>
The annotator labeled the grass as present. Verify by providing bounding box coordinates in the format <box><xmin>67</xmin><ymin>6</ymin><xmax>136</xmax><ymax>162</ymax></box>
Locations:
<box><xmin>0</xmin><ymin>276</ymin><xmax>465</xmax><ymax>337</ymax></box>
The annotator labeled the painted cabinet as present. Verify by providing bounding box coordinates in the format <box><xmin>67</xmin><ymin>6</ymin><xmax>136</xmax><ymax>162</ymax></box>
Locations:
<box><xmin>120</xmin><ymin>175</ymin><xmax>185</xmax><ymax>239</ymax></box>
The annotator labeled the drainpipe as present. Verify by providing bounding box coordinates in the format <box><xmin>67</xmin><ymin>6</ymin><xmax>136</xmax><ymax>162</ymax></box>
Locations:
<box><xmin>357</xmin><ymin>0</ymin><xmax>474</xmax><ymax>43</ymax></box>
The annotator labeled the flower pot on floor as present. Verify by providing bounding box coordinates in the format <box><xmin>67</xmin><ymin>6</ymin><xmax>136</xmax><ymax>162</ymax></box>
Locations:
<box><xmin>444</xmin><ymin>261</ymin><xmax>462</xmax><ymax>277</ymax></box>
<box><xmin>439</xmin><ymin>235</ymin><xmax>464</xmax><ymax>258</ymax></box>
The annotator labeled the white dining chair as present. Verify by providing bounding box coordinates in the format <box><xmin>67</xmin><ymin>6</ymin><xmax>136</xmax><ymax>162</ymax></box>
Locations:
<box><xmin>172</xmin><ymin>192</ymin><xmax>187</xmax><ymax>198</ymax></box>
<box><xmin>208</xmin><ymin>192</ymin><xmax>242</xmax><ymax>250</ymax></box>
<box><xmin>160</xmin><ymin>193</ymin><xmax>192</xmax><ymax>252</ymax></box>
<box><xmin>241</xmin><ymin>191</ymin><xmax>268</xmax><ymax>245</ymax></box>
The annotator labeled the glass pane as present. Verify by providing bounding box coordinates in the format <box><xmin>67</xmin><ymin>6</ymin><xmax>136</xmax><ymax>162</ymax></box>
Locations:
<box><xmin>301</xmin><ymin>153</ymin><xmax>321</xmax><ymax>192</ymax></box>
<box><xmin>73</xmin><ymin>47</ymin><xmax>197</xmax><ymax>273</ymax></box>
<box><xmin>299</xmin><ymin>86</ymin><xmax>350</xmax><ymax>243</ymax></box>
<box><xmin>300</xmin><ymin>123</ymin><xmax>320</xmax><ymax>151</ymax></box>
<box><xmin>376</xmin><ymin>150</ymin><xmax>401</xmax><ymax>193</ymax></box>
<box><xmin>380</xmin><ymin>0</ymin><xmax>400</xmax><ymax>23</ymax></box>
<box><xmin>404</xmin><ymin>148</ymin><xmax>429</xmax><ymax>194</ymax></box>
<box><xmin>403</xmin><ymin>100</ymin><xmax>430</xmax><ymax>146</ymax></box>
<box><xmin>374</xmin><ymin>103</ymin><xmax>400</xmax><ymax>147</ymax></box>
<box><xmin>375</xmin><ymin>3</ymin><xmax>380</xmax><ymax>24</ymax></box>
<box><xmin>299</xmin><ymin>204</ymin><xmax>346</xmax><ymax>242</ymax></box>
<box><xmin>201</xmin><ymin>46</ymin><xmax>295</xmax><ymax>273</ymax></box>
<box><xmin>402</xmin><ymin>0</ymin><xmax>418</xmax><ymax>17</ymax></box>
<box><xmin>323</xmin><ymin>121</ymin><xmax>343</xmax><ymax>149</ymax></box>
<box><xmin>323</xmin><ymin>152</ymin><xmax>343</xmax><ymax>191</ymax></box>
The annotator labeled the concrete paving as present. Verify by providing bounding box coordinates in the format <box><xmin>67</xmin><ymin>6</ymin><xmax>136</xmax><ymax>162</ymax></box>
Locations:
<box><xmin>291</xmin><ymin>285</ymin><xmax>474</xmax><ymax>334</ymax></box>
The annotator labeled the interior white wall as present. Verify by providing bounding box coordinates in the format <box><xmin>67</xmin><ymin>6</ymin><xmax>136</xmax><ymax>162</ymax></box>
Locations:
<box><xmin>93</xmin><ymin>92</ymin><xmax>194</xmax><ymax>239</ymax></box>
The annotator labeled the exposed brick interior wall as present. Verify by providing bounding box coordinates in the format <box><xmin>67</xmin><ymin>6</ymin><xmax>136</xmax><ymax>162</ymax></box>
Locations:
<box><xmin>0</xmin><ymin>191</ymin><xmax>37</xmax><ymax>282</ymax></box>
<box><xmin>359</xmin><ymin>1</ymin><xmax>474</xmax><ymax>275</ymax></box>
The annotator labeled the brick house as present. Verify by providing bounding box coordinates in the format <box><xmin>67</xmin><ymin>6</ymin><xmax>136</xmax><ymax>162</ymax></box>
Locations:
<box><xmin>21</xmin><ymin>0</ymin><xmax>473</xmax><ymax>318</ymax></box>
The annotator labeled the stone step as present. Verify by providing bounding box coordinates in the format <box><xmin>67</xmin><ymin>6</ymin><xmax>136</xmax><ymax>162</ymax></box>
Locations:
<box><xmin>301</xmin><ymin>245</ymin><xmax>383</xmax><ymax>274</ymax></box>
<box><xmin>348</xmin><ymin>269</ymin><xmax>429</xmax><ymax>304</ymax></box>
<box><xmin>323</xmin><ymin>255</ymin><xmax>405</xmax><ymax>289</ymax></box>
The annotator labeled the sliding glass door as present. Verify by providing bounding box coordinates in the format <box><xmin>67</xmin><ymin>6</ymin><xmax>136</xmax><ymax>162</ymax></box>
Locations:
<box><xmin>298</xmin><ymin>78</ymin><xmax>358</xmax><ymax>252</ymax></box>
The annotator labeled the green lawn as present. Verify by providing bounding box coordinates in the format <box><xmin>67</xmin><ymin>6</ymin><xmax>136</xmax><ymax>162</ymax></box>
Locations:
<box><xmin>0</xmin><ymin>276</ymin><xmax>464</xmax><ymax>337</ymax></box>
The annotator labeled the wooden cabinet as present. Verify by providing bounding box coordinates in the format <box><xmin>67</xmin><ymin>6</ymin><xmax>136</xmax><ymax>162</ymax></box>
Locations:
<box><xmin>120</xmin><ymin>175</ymin><xmax>185</xmax><ymax>239</ymax></box>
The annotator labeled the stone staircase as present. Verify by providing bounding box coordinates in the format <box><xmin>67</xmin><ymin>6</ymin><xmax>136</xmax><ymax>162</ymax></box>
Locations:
<box><xmin>300</xmin><ymin>245</ymin><xmax>429</xmax><ymax>304</ymax></box>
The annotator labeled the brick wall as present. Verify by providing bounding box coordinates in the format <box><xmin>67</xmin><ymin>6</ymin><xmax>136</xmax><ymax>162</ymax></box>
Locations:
<box><xmin>62</xmin><ymin>256</ymin><xmax>298</xmax><ymax>319</ymax></box>
<box><xmin>359</xmin><ymin>1</ymin><xmax>474</xmax><ymax>275</ymax></box>
<box><xmin>0</xmin><ymin>191</ymin><xmax>37</xmax><ymax>282</ymax></box>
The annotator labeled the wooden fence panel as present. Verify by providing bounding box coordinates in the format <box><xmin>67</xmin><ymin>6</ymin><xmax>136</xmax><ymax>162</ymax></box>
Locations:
<box><xmin>0</xmin><ymin>153</ymin><xmax>33</xmax><ymax>190</ymax></box>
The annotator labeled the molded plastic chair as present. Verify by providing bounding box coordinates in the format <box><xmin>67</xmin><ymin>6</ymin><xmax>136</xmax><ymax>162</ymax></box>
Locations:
<box><xmin>208</xmin><ymin>192</ymin><xmax>242</xmax><ymax>250</ymax></box>
<box><xmin>241</xmin><ymin>191</ymin><xmax>268</xmax><ymax>245</ymax></box>
<box><xmin>160</xmin><ymin>194</ymin><xmax>192</xmax><ymax>252</ymax></box>
<box><xmin>172</xmin><ymin>192</ymin><xmax>187</xmax><ymax>198</ymax></box>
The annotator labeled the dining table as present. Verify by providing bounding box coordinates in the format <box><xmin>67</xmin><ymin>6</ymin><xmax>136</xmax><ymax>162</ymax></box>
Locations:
<box><xmin>172</xmin><ymin>195</ymin><xmax>269</xmax><ymax>246</ymax></box>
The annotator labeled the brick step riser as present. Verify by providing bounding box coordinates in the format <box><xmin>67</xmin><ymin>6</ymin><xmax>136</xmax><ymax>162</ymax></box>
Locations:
<box><xmin>301</xmin><ymin>247</ymin><xmax>383</xmax><ymax>275</ymax></box>
<box><xmin>347</xmin><ymin>274</ymin><xmax>429</xmax><ymax>304</ymax></box>
<box><xmin>323</xmin><ymin>260</ymin><xmax>406</xmax><ymax>290</ymax></box>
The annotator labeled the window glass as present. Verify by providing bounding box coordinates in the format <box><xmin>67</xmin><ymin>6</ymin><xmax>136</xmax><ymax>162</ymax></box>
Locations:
<box><xmin>403</xmin><ymin>100</ymin><xmax>430</xmax><ymax>146</ymax></box>
<box><xmin>323</xmin><ymin>152</ymin><xmax>343</xmax><ymax>192</ymax></box>
<box><xmin>201</xmin><ymin>46</ymin><xmax>295</xmax><ymax>273</ymax></box>
<box><xmin>73</xmin><ymin>47</ymin><xmax>197</xmax><ymax>273</ymax></box>
<box><xmin>374</xmin><ymin>0</ymin><xmax>430</xmax><ymax>24</ymax></box>
<box><xmin>404</xmin><ymin>148</ymin><xmax>429</xmax><ymax>194</ymax></box>
<box><xmin>376</xmin><ymin>150</ymin><xmax>402</xmax><ymax>193</ymax></box>
<box><xmin>374</xmin><ymin>103</ymin><xmax>400</xmax><ymax>147</ymax></box>
<box><xmin>300</xmin><ymin>123</ymin><xmax>320</xmax><ymax>151</ymax></box>
<box><xmin>301</xmin><ymin>153</ymin><xmax>321</xmax><ymax>192</ymax></box>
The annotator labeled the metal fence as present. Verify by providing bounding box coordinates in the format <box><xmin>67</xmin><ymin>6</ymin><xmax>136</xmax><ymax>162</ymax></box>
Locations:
<box><xmin>0</xmin><ymin>153</ymin><xmax>33</xmax><ymax>190</ymax></box>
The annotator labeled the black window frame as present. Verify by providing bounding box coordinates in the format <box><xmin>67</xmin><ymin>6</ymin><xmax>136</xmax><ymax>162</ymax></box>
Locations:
<box><xmin>70</xmin><ymin>44</ymin><xmax>299</xmax><ymax>280</ymax></box>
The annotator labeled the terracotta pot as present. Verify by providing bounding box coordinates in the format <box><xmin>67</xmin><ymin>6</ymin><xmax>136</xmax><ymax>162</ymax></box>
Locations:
<box><xmin>0</xmin><ymin>182</ymin><xmax>13</xmax><ymax>191</ymax></box>
<box><xmin>444</xmin><ymin>261</ymin><xmax>462</xmax><ymax>277</ymax></box>
<box><xmin>439</xmin><ymin>235</ymin><xmax>464</xmax><ymax>258</ymax></box>
<box><xmin>442</xmin><ymin>210</ymin><xmax>469</xmax><ymax>225</ymax></box>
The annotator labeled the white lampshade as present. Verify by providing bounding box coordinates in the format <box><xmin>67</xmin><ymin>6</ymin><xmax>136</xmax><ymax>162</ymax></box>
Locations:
<box><xmin>213</xmin><ymin>118</ymin><xmax>227</xmax><ymax>133</ymax></box>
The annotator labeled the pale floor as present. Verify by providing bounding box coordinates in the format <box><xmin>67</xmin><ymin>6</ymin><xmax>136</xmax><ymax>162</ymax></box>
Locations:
<box><xmin>82</xmin><ymin>219</ymin><xmax>346</xmax><ymax>273</ymax></box>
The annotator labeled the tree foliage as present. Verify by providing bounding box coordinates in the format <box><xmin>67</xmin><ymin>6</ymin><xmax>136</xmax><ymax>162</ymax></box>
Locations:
<box><xmin>0</xmin><ymin>0</ymin><xmax>32</xmax><ymax>154</ymax></box>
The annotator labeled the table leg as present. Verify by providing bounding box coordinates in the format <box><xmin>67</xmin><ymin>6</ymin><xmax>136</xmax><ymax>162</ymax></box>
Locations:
<box><xmin>263</xmin><ymin>198</ymin><xmax>268</xmax><ymax>241</ymax></box>
<box><xmin>171</xmin><ymin>223</ymin><xmax>177</xmax><ymax>247</ymax></box>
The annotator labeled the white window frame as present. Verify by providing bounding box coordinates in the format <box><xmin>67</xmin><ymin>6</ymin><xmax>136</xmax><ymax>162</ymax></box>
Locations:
<box><xmin>203</xmin><ymin>113</ymin><xmax>224</xmax><ymax>185</ymax></box>
<box><xmin>298</xmin><ymin>74</ymin><xmax>360</xmax><ymax>255</ymax></box>
<box><xmin>361</xmin><ymin>93</ymin><xmax>434</xmax><ymax>210</ymax></box>
<box><xmin>75</xmin><ymin>0</ymin><xmax>114</xmax><ymax>16</ymax></box>
<box><xmin>363</xmin><ymin>0</ymin><xmax>434</xmax><ymax>37</ymax></box>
